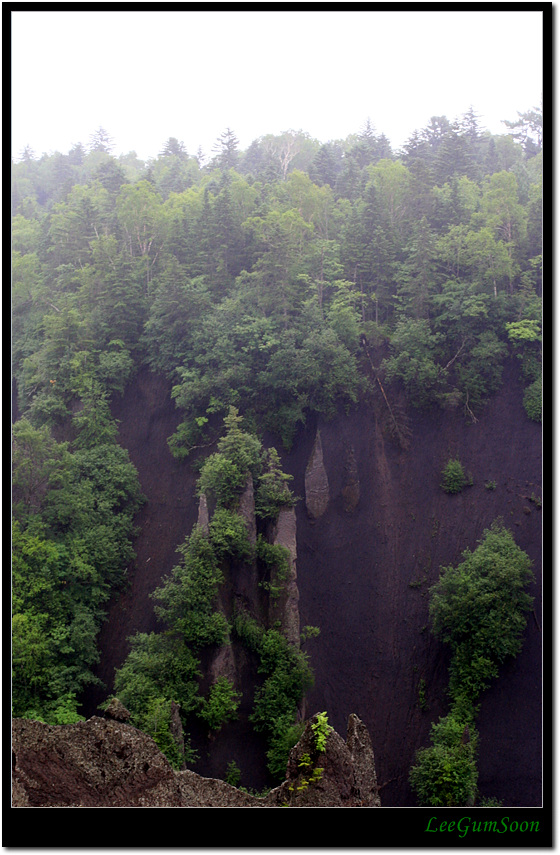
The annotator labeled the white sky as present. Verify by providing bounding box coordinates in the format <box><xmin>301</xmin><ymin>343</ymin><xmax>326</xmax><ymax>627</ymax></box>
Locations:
<box><xmin>11</xmin><ymin>8</ymin><xmax>544</xmax><ymax>162</ymax></box>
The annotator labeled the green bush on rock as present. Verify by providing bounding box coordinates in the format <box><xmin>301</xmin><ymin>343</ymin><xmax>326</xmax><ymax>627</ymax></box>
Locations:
<box><xmin>441</xmin><ymin>458</ymin><xmax>469</xmax><ymax>494</ymax></box>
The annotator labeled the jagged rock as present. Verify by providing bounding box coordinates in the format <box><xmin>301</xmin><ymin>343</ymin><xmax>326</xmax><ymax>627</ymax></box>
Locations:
<box><xmin>345</xmin><ymin>713</ymin><xmax>380</xmax><ymax>804</ymax></box>
<box><xmin>270</xmin><ymin>503</ymin><xmax>300</xmax><ymax>647</ymax></box>
<box><xmin>12</xmin><ymin>713</ymin><xmax>380</xmax><ymax>808</ymax></box>
<box><xmin>305</xmin><ymin>429</ymin><xmax>329</xmax><ymax>519</ymax></box>
<box><xmin>341</xmin><ymin>443</ymin><xmax>360</xmax><ymax>513</ymax></box>
<box><xmin>197</xmin><ymin>492</ymin><xmax>210</xmax><ymax>532</ymax></box>
<box><xmin>169</xmin><ymin>701</ymin><xmax>186</xmax><ymax>769</ymax></box>
<box><xmin>103</xmin><ymin>697</ymin><xmax>131</xmax><ymax>722</ymax></box>
<box><xmin>11</xmin><ymin>717</ymin><xmax>183</xmax><ymax>807</ymax></box>
<box><xmin>177</xmin><ymin>769</ymin><xmax>261</xmax><ymax>807</ymax></box>
<box><xmin>208</xmin><ymin>642</ymin><xmax>237</xmax><ymax>686</ymax></box>
<box><xmin>238</xmin><ymin>473</ymin><xmax>257</xmax><ymax>545</ymax></box>
<box><xmin>268</xmin><ymin>713</ymin><xmax>381</xmax><ymax>807</ymax></box>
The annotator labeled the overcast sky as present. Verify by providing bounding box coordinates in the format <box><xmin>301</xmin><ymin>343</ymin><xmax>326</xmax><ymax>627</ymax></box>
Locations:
<box><xmin>11</xmin><ymin>8</ymin><xmax>543</xmax><ymax>163</ymax></box>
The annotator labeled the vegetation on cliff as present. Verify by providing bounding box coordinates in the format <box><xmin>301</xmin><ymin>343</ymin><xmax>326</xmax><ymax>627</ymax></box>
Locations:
<box><xmin>113</xmin><ymin>408</ymin><xmax>312</xmax><ymax>774</ymax></box>
<box><xmin>11</xmin><ymin>419</ymin><xmax>143</xmax><ymax>724</ymax></box>
<box><xmin>12</xmin><ymin>106</ymin><xmax>542</xmax><ymax>789</ymax></box>
<box><xmin>409</xmin><ymin>521</ymin><xmax>534</xmax><ymax>806</ymax></box>
<box><xmin>12</xmin><ymin>107</ymin><xmax>542</xmax><ymax>455</ymax></box>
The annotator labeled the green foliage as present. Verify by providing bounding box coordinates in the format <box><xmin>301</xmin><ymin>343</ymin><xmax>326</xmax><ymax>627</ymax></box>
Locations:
<box><xmin>256</xmin><ymin>536</ymin><xmax>291</xmax><ymax>589</ymax></box>
<box><xmin>12</xmin><ymin>117</ymin><xmax>541</xmax><ymax>783</ymax></box>
<box><xmin>233</xmin><ymin>611</ymin><xmax>314</xmax><ymax>777</ymax></box>
<box><xmin>523</xmin><ymin>375</ymin><xmax>542</xmax><ymax>422</ymax></box>
<box><xmin>382</xmin><ymin>318</ymin><xmax>444</xmax><ymax>408</ymax></box>
<box><xmin>441</xmin><ymin>458</ymin><xmax>469</xmax><ymax>494</ymax></box>
<box><xmin>113</xmin><ymin>631</ymin><xmax>201</xmax><ymax>767</ymax></box>
<box><xmin>411</xmin><ymin>522</ymin><xmax>533</xmax><ymax>807</ymax></box>
<box><xmin>140</xmin><ymin>696</ymin><xmax>189</xmax><ymax>770</ymax></box>
<box><xmin>409</xmin><ymin>714</ymin><xmax>478</xmax><ymax>807</ymax></box>
<box><xmin>152</xmin><ymin>526</ymin><xmax>228</xmax><ymax>649</ymax></box>
<box><xmin>254</xmin><ymin>448</ymin><xmax>296</xmax><ymax>521</ymax></box>
<box><xmin>311</xmin><ymin>711</ymin><xmax>333</xmax><ymax>753</ymax></box>
<box><xmin>225</xmin><ymin>759</ymin><xmax>242</xmax><ymax>787</ymax></box>
<box><xmin>266</xmin><ymin>722</ymin><xmax>306</xmax><ymax>782</ymax></box>
<box><xmin>11</xmin><ymin>417</ymin><xmax>143</xmax><ymax>723</ymax></box>
<box><xmin>199</xmin><ymin>676</ymin><xmax>241</xmax><ymax>731</ymax></box>
<box><xmin>196</xmin><ymin>407</ymin><xmax>262</xmax><ymax>506</ymax></box>
<box><xmin>112</xmin><ymin>409</ymin><xmax>307</xmax><ymax>772</ymax></box>
<box><xmin>429</xmin><ymin>521</ymin><xmax>533</xmax><ymax>705</ymax></box>
<box><xmin>417</xmin><ymin>677</ymin><xmax>428</xmax><ymax>711</ymax></box>
<box><xmin>209</xmin><ymin>508</ymin><xmax>254</xmax><ymax>562</ymax></box>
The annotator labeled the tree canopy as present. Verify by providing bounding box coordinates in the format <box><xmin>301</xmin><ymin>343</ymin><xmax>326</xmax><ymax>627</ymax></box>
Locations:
<box><xmin>12</xmin><ymin>107</ymin><xmax>542</xmax><ymax>775</ymax></box>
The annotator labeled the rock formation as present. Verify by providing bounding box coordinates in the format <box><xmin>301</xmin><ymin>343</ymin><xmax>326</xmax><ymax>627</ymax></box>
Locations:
<box><xmin>270</xmin><ymin>502</ymin><xmax>300</xmax><ymax>646</ymax></box>
<box><xmin>268</xmin><ymin>713</ymin><xmax>381</xmax><ymax>807</ymax></box>
<box><xmin>305</xmin><ymin>429</ymin><xmax>329</xmax><ymax>519</ymax></box>
<box><xmin>12</xmin><ymin>711</ymin><xmax>380</xmax><ymax>808</ymax></box>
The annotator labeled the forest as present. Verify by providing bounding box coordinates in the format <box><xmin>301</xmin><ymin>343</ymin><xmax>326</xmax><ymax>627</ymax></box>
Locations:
<box><xmin>11</xmin><ymin>105</ymin><xmax>542</xmax><ymax>805</ymax></box>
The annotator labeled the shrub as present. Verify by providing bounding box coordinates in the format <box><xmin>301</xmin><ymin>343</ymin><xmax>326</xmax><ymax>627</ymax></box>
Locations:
<box><xmin>196</xmin><ymin>407</ymin><xmax>263</xmax><ymax>508</ymax></box>
<box><xmin>139</xmin><ymin>696</ymin><xmax>188</xmax><ymax>770</ymax></box>
<box><xmin>311</xmin><ymin>711</ymin><xmax>333</xmax><ymax>753</ymax></box>
<box><xmin>255</xmin><ymin>448</ymin><xmax>296</xmax><ymax>521</ymax></box>
<box><xmin>199</xmin><ymin>676</ymin><xmax>241</xmax><ymax>732</ymax></box>
<box><xmin>410</xmin><ymin>522</ymin><xmax>534</xmax><ymax>807</ymax></box>
<box><xmin>266</xmin><ymin>721</ymin><xmax>305</xmax><ymax>782</ymax></box>
<box><xmin>523</xmin><ymin>375</ymin><xmax>542</xmax><ymax>422</ymax></box>
<box><xmin>225</xmin><ymin>760</ymin><xmax>241</xmax><ymax>787</ymax></box>
<box><xmin>209</xmin><ymin>508</ymin><xmax>254</xmax><ymax>561</ymax></box>
<box><xmin>429</xmin><ymin>521</ymin><xmax>534</xmax><ymax>706</ymax></box>
<box><xmin>441</xmin><ymin>458</ymin><xmax>468</xmax><ymax>494</ymax></box>
<box><xmin>409</xmin><ymin>714</ymin><xmax>478</xmax><ymax>807</ymax></box>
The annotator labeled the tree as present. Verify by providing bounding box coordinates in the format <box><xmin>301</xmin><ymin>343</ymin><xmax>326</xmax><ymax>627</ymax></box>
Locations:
<box><xmin>382</xmin><ymin>318</ymin><xmax>444</xmax><ymax>408</ymax></box>
<box><xmin>116</xmin><ymin>179</ymin><xmax>167</xmax><ymax>291</ymax></box>
<box><xmin>160</xmin><ymin>137</ymin><xmax>188</xmax><ymax>159</ymax></box>
<box><xmin>259</xmin><ymin>130</ymin><xmax>319</xmax><ymax>182</ymax></box>
<box><xmin>212</xmin><ymin>127</ymin><xmax>240</xmax><ymax>170</ymax></box>
<box><xmin>196</xmin><ymin>407</ymin><xmax>262</xmax><ymax>507</ymax></box>
<box><xmin>88</xmin><ymin>127</ymin><xmax>114</xmax><ymax>154</ymax></box>
<box><xmin>309</xmin><ymin>141</ymin><xmax>344</xmax><ymax>189</ymax></box>
<box><xmin>411</xmin><ymin>523</ymin><xmax>533</xmax><ymax>807</ymax></box>
<box><xmin>502</xmin><ymin>104</ymin><xmax>542</xmax><ymax>156</ymax></box>
<box><xmin>409</xmin><ymin>713</ymin><xmax>478</xmax><ymax>807</ymax></box>
<box><xmin>440</xmin><ymin>458</ymin><xmax>469</xmax><ymax>494</ymax></box>
<box><xmin>429</xmin><ymin>521</ymin><xmax>534</xmax><ymax>703</ymax></box>
<box><xmin>199</xmin><ymin>677</ymin><xmax>241</xmax><ymax>731</ymax></box>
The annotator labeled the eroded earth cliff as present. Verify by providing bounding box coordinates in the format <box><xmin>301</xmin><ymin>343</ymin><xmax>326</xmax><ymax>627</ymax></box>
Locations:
<box><xmin>81</xmin><ymin>356</ymin><xmax>541</xmax><ymax>806</ymax></box>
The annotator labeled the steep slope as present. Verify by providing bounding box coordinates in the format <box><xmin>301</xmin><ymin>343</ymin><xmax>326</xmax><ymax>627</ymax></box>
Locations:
<box><xmin>282</xmin><ymin>356</ymin><xmax>542</xmax><ymax>807</ymax></box>
<box><xmin>84</xmin><ymin>358</ymin><xmax>542</xmax><ymax>806</ymax></box>
<box><xmin>81</xmin><ymin>368</ymin><xmax>202</xmax><ymax>716</ymax></box>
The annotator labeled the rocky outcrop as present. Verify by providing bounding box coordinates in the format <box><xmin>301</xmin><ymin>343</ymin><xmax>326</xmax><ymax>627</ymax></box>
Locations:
<box><xmin>11</xmin><ymin>716</ymin><xmax>184</xmax><ymax>807</ymax></box>
<box><xmin>305</xmin><ymin>429</ymin><xmax>329</xmax><ymax>519</ymax></box>
<box><xmin>270</xmin><ymin>503</ymin><xmax>300</xmax><ymax>646</ymax></box>
<box><xmin>196</xmin><ymin>492</ymin><xmax>210</xmax><ymax>532</ymax></box>
<box><xmin>238</xmin><ymin>473</ymin><xmax>257</xmax><ymax>546</ymax></box>
<box><xmin>12</xmin><ymin>712</ymin><xmax>380</xmax><ymax>808</ymax></box>
<box><xmin>269</xmin><ymin>713</ymin><xmax>381</xmax><ymax>807</ymax></box>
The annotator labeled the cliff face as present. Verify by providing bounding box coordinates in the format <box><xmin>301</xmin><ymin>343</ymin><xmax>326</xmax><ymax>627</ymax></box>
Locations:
<box><xmin>288</xmin><ymin>356</ymin><xmax>542</xmax><ymax>807</ymax></box>
<box><xmin>12</xmin><ymin>711</ymin><xmax>380</xmax><ymax>808</ymax></box>
<box><xmin>82</xmin><ymin>358</ymin><xmax>541</xmax><ymax>806</ymax></box>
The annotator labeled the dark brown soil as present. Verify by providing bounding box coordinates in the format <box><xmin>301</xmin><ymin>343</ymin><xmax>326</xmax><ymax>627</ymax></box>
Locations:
<box><xmin>81</xmin><ymin>368</ymin><xmax>201</xmax><ymax>712</ymax></box>
<box><xmin>83</xmin><ymin>358</ymin><xmax>542</xmax><ymax>807</ymax></box>
<box><xmin>282</xmin><ymin>357</ymin><xmax>542</xmax><ymax>807</ymax></box>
